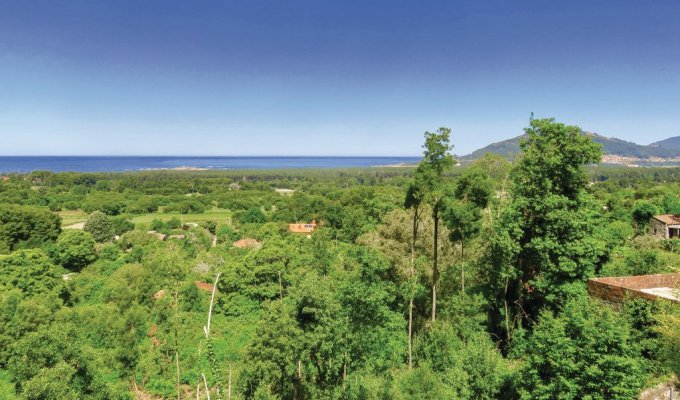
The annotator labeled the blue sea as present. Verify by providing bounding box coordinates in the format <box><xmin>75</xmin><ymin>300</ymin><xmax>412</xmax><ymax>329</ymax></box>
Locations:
<box><xmin>0</xmin><ymin>156</ymin><xmax>420</xmax><ymax>173</ymax></box>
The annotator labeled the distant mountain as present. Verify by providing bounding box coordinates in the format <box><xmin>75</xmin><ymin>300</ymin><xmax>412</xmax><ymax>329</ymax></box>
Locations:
<box><xmin>650</xmin><ymin>136</ymin><xmax>680</xmax><ymax>150</ymax></box>
<box><xmin>461</xmin><ymin>132</ymin><xmax>680</xmax><ymax>162</ymax></box>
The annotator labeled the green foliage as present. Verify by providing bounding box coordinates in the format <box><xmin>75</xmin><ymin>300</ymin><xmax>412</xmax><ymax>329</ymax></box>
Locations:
<box><xmin>0</xmin><ymin>204</ymin><xmax>61</xmax><ymax>254</ymax></box>
<box><xmin>655</xmin><ymin>301</ymin><xmax>680</xmax><ymax>377</ymax></box>
<box><xmin>413</xmin><ymin>311</ymin><xmax>510</xmax><ymax>400</ymax></box>
<box><xmin>56</xmin><ymin>230</ymin><xmax>97</xmax><ymax>271</ymax></box>
<box><xmin>487</xmin><ymin>118</ymin><xmax>605</xmax><ymax>339</ymax></box>
<box><xmin>1</xmin><ymin>161</ymin><xmax>680</xmax><ymax>399</ymax></box>
<box><xmin>632</xmin><ymin>201</ymin><xmax>659</xmax><ymax>231</ymax></box>
<box><xmin>84</xmin><ymin>211</ymin><xmax>115</xmax><ymax>242</ymax></box>
<box><xmin>240</xmin><ymin>207</ymin><xmax>267</xmax><ymax>224</ymax></box>
<box><xmin>200</xmin><ymin>219</ymin><xmax>218</xmax><ymax>234</ymax></box>
<box><xmin>111</xmin><ymin>216</ymin><xmax>135</xmax><ymax>236</ymax></box>
<box><xmin>0</xmin><ymin>250</ymin><xmax>63</xmax><ymax>296</ymax></box>
<box><xmin>81</xmin><ymin>192</ymin><xmax>126</xmax><ymax>215</ymax></box>
<box><xmin>8</xmin><ymin>322</ymin><xmax>129</xmax><ymax>399</ymax></box>
<box><xmin>515</xmin><ymin>298</ymin><xmax>646</xmax><ymax>400</ymax></box>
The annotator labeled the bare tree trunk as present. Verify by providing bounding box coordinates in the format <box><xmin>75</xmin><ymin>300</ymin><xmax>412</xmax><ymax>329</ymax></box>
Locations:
<box><xmin>174</xmin><ymin>288</ymin><xmax>181</xmax><ymax>400</ymax></box>
<box><xmin>227</xmin><ymin>365</ymin><xmax>232</xmax><ymax>400</ymax></box>
<box><xmin>202</xmin><ymin>373</ymin><xmax>211</xmax><ymax>400</ymax></box>
<box><xmin>503</xmin><ymin>276</ymin><xmax>511</xmax><ymax>342</ymax></box>
<box><xmin>278</xmin><ymin>271</ymin><xmax>283</xmax><ymax>300</ymax></box>
<box><xmin>461</xmin><ymin>236</ymin><xmax>465</xmax><ymax>293</ymax></box>
<box><xmin>408</xmin><ymin>206</ymin><xmax>419</xmax><ymax>369</ymax></box>
<box><xmin>204</xmin><ymin>273</ymin><xmax>221</xmax><ymax>338</ymax></box>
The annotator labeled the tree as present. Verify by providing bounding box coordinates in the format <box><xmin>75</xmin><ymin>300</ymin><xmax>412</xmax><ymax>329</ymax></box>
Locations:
<box><xmin>0</xmin><ymin>250</ymin><xmax>62</xmax><ymax>296</ymax></box>
<box><xmin>241</xmin><ymin>301</ymin><xmax>303</xmax><ymax>399</ymax></box>
<box><xmin>0</xmin><ymin>204</ymin><xmax>61</xmax><ymax>254</ymax></box>
<box><xmin>631</xmin><ymin>201</ymin><xmax>659</xmax><ymax>233</ymax></box>
<box><xmin>486</xmin><ymin>118</ymin><xmax>603</xmax><ymax>341</ymax></box>
<box><xmin>56</xmin><ymin>230</ymin><xmax>97</xmax><ymax>271</ymax></box>
<box><xmin>443</xmin><ymin>165</ymin><xmax>493</xmax><ymax>292</ymax></box>
<box><xmin>413</xmin><ymin>128</ymin><xmax>454</xmax><ymax>322</ymax></box>
<box><xmin>516</xmin><ymin>298</ymin><xmax>645</xmax><ymax>400</ymax></box>
<box><xmin>83</xmin><ymin>211</ymin><xmax>115</xmax><ymax>243</ymax></box>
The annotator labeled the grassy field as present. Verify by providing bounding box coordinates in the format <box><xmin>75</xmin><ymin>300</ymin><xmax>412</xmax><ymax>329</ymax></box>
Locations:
<box><xmin>58</xmin><ymin>210</ymin><xmax>88</xmax><ymax>226</ymax></box>
<box><xmin>58</xmin><ymin>207</ymin><xmax>231</xmax><ymax>228</ymax></box>
<box><xmin>130</xmin><ymin>207</ymin><xmax>231</xmax><ymax>225</ymax></box>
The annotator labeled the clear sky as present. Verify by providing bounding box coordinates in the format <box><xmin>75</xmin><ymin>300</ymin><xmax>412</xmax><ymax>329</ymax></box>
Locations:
<box><xmin>1</xmin><ymin>0</ymin><xmax>679</xmax><ymax>156</ymax></box>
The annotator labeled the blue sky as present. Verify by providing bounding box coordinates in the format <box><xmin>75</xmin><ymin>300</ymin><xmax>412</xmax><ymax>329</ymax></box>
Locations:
<box><xmin>1</xmin><ymin>0</ymin><xmax>679</xmax><ymax>156</ymax></box>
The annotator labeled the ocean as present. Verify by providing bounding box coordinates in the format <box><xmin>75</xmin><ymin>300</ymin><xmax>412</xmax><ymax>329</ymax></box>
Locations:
<box><xmin>0</xmin><ymin>156</ymin><xmax>420</xmax><ymax>173</ymax></box>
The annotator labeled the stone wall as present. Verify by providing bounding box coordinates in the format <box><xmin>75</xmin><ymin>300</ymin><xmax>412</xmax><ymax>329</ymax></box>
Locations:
<box><xmin>587</xmin><ymin>273</ymin><xmax>680</xmax><ymax>303</ymax></box>
<box><xmin>650</xmin><ymin>218</ymin><xmax>669</xmax><ymax>239</ymax></box>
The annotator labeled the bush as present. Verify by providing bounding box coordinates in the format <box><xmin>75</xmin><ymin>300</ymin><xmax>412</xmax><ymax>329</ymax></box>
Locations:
<box><xmin>150</xmin><ymin>219</ymin><xmax>164</xmax><ymax>231</ymax></box>
<box><xmin>111</xmin><ymin>216</ymin><xmax>135</xmax><ymax>236</ymax></box>
<box><xmin>56</xmin><ymin>230</ymin><xmax>97</xmax><ymax>271</ymax></box>
<box><xmin>216</xmin><ymin>224</ymin><xmax>240</xmax><ymax>243</ymax></box>
<box><xmin>98</xmin><ymin>243</ymin><xmax>122</xmax><ymax>262</ymax></box>
<box><xmin>166</xmin><ymin>217</ymin><xmax>182</xmax><ymax>230</ymax></box>
<box><xmin>239</xmin><ymin>207</ymin><xmax>267</xmax><ymax>224</ymax></box>
<box><xmin>200</xmin><ymin>220</ymin><xmax>217</xmax><ymax>234</ymax></box>
<box><xmin>84</xmin><ymin>211</ymin><xmax>115</xmax><ymax>243</ymax></box>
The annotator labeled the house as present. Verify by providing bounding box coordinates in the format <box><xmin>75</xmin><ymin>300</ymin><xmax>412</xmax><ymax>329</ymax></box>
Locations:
<box><xmin>288</xmin><ymin>220</ymin><xmax>317</xmax><ymax>233</ymax></box>
<box><xmin>233</xmin><ymin>238</ymin><xmax>262</xmax><ymax>249</ymax></box>
<box><xmin>588</xmin><ymin>273</ymin><xmax>680</xmax><ymax>303</ymax></box>
<box><xmin>650</xmin><ymin>215</ymin><xmax>680</xmax><ymax>239</ymax></box>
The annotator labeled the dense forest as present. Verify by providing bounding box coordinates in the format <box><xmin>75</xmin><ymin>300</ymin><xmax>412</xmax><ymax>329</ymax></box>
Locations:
<box><xmin>0</xmin><ymin>119</ymin><xmax>679</xmax><ymax>399</ymax></box>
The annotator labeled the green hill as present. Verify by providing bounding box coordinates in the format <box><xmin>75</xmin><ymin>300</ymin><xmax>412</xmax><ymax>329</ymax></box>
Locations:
<box><xmin>461</xmin><ymin>132</ymin><xmax>680</xmax><ymax>161</ymax></box>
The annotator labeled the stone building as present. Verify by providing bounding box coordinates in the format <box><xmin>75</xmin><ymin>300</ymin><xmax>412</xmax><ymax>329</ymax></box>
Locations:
<box><xmin>650</xmin><ymin>214</ymin><xmax>680</xmax><ymax>239</ymax></box>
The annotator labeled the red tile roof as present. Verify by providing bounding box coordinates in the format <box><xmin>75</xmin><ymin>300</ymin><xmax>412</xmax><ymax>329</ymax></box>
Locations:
<box><xmin>194</xmin><ymin>281</ymin><xmax>215</xmax><ymax>292</ymax></box>
<box><xmin>288</xmin><ymin>220</ymin><xmax>317</xmax><ymax>233</ymax></box>
<box><xmin>653</xmin><ymin>214</ymin><xmax>680</xmax><ymax>225</ymax></box>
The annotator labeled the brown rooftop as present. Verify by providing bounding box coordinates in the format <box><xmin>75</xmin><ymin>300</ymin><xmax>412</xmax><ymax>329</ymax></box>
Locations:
<box><xmin>233</xmin><ymin>238</ymin><xmax>262</xmax><ymax>249</ymax></box>
<box><xmin>652</xmin><ymin>214</ymin><xmax>680</xmax><ymax>225</ymax></box>
<box><xmin>588</xmin><ymin>273</ymin><xmax>680</xmax><ymax>303</ymax></box>
<box><xmin>289</xmin><ymin>220</ymin><xmax>317</xmax><ymax>233</ymax></box>
<box><xmin>194</xmin><ymin>281</ymin><xmax>215</xmax><ymax>292</ymax></box>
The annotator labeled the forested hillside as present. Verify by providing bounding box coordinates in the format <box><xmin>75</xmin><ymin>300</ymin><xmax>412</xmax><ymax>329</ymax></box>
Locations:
<box><xmin>461</xmin><ymin>131</ymin><xmax>680</xmax><ymax>161</ymax></box>
<box><xmin>0</xmin><ymin>119</ymin><xmax>679</xmax><ymax>399</ymax></box>
<box><xmin>651</xmin><ymin>136</ymin><xmax>680</xmax><ymax>150</ymax></box>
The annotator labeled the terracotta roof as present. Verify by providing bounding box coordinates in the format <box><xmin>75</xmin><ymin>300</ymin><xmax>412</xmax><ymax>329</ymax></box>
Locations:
<box><xmin>652</xmin><ymin>214</ymin><xmax>680</xmax><ymax>225</ymax></box>
<box><xmin>233</xmin><ymin>238</ymin><xmax>262</xmax><ymax>249</ymax></box>
<box><xmin>288</xmin><ymin>220</ymin><xmax>317</xmax><ymax>233</ymax></box>
<box><xmin>194</xmin><ymin>281</ymin><xmax>215</xmax><ymax>292</ymax></box>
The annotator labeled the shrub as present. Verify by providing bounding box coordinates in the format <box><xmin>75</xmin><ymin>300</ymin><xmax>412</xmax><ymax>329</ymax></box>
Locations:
<box><xmin>239</xmin><ymin>207</ymin><xmax>267</xmax><ymax>224</ymax></box>
<box><xmin>111</xmin><ymin>216</ymin><xmax>135</xmax><ymax>236</ymax></box>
